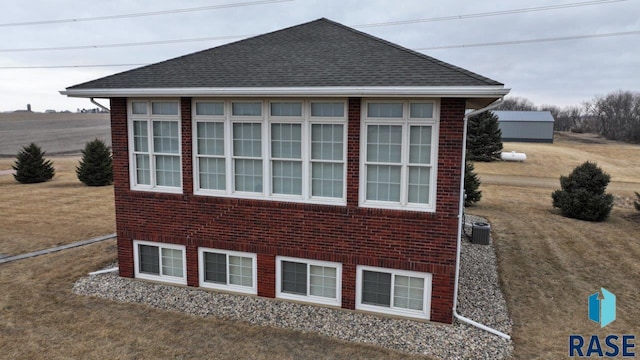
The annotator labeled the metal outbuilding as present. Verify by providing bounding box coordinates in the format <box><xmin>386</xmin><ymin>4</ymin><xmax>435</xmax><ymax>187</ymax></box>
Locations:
<box><xmin>494</xmin><ymin>110</ymin><xmax>555</xmax><ymax>143</ymax></box>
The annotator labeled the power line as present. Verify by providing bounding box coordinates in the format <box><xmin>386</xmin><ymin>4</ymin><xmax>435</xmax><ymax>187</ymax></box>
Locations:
<box><xmin>0</xmin><ymin>0</ymin><xmax>293</xmax><ymax>27</ymax></box>
<box><xmin>417</xmin><ymin>30</ymin><xmax>640</xmax><ymax>50</ymax></box>
<box><xmin>0</xmin><ymin>34</ymin><xmax>253</xmax><ymax>52</ymax></box>
<box><xmin>0</xmin><ymin>0</ymin><xmax>628</xmax><ymax>53</ymax></box>
<box><xmin>0</xmin><ymin>64</ymin><xmax>146</xmax><ymax>69</ymax></box>
<box><xmin>354</xmin><ymin>0</ymin><xmax>628</xmax><ymax>28</ymax></box>
<box><xmin>3</xmin><ymin>29</ymin><xmax>639</xmax><ymax>69</ymax></box>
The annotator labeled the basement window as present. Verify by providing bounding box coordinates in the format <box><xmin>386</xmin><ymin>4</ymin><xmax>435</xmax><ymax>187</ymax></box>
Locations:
<box><xmin>356</xmin><ymin>265</ymin><xmax>432</xmax><ymax>319</ymax></box>
<box><xmin>276</xmin><ymin>256</ymin><xmax>342</xmax><ymax>307</ymax></box>
<box><xmin>198</xmin><ymin>248</ymin><xmax>257</xmax><ymax>294</ymax></box>
<box><xmin>133</xmin><ymin>240</ymin><xmax>186</xmax><ymax>285</ymax></box>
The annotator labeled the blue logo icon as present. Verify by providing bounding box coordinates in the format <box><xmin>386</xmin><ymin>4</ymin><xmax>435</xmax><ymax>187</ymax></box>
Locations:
<box><xmin>588</xmin><ymin>288</ymin><xmax>616</xmax><ymax>328</ymax></box>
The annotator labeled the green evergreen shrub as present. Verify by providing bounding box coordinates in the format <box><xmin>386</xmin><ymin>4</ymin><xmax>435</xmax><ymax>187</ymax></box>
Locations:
<box><xmin>551</xmin><ymin>161</ymin><xmax>614</xmax><ymax>221</ymax></box>
<box><xmin>467</xmin><ymin>111</ymin><xmax>503</xmax><ymax>162</ymax></box>
<box><xmin>464</xmin><ymin>161</ymin><xmax>482</xmax><ymax>206</ymax></box>
<box><xmin>76</xmin><ymin>139</ymin><xmax>113</xmax><ymax>186</ymax></box>
<box><xmin>12</xmin><ymin>143</ymin><xmax>55</xmax><ymax>184</ymax></box>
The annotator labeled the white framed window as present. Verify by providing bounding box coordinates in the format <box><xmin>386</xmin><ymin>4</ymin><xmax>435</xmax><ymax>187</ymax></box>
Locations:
<box><xmin>276</xmin><ymin>256</ymin><xmax>342</xmax><ymax>307</ymax></box>
<box><xmin>193</xmin><ymin>99</ymin><xmax>347</xmax><ymax>205</ymax></box>
<box><xmin>356</xmin><ymin>265</ymin><xmax>432</xmax><ymax>320</ymax></box>
<box><xmin>198</xmin><ymin>248</ymin><xmax>257</xmax><ymax>294</ymax></box>
<box><xmin>128</xmin><ymin>100</ymin><xmax>182</xmax><ymax>193</ymax></box>
<box><xmin>133</xmin><ymin>240</ymin><xmax>186</xmax><ymax>285</ymax></box>
<box><xmin>360</xmin><ymin>100</ymin><xmax>438</xmax><ymax>211</ymax></box>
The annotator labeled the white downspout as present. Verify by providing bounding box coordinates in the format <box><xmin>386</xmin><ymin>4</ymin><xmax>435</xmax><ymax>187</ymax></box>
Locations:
<box><xmin>453</xmin><ymin>98</ymin><xmax>511</xmax><ymax>340</ymax></box>
<box><xmin>91</xmin><ymin>98</ymin><xmax>110</xmax><ymax>113</ymax></box>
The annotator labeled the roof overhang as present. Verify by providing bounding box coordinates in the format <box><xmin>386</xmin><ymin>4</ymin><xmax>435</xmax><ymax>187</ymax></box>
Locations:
<box><xmin>61</xmin><ymin>86</ymin><xmax>510</xmax><ymax>110</ymax></box>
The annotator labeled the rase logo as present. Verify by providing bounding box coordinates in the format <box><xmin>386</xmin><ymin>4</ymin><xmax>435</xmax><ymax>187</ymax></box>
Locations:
<box><xmin>588</xmin><ymin>288</ymin><xmax>616</xmax><ymax>328</ymax></box>
<box><xmin>569</xmin><ymin>288</ymin><xmax>636</xmax><ymax>358</ymax></box>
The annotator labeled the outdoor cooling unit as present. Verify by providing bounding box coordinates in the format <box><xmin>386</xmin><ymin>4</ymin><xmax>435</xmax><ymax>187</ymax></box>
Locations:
<box><xmin>471</xmin><ymin>222</ymin><xmax>491</xmax><ymax>245</ymax></box>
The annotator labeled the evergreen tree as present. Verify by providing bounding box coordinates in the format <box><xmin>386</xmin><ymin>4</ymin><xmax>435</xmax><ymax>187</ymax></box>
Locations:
<box><xmin>464</xmin><ymin>161</ymin><xmax>482</xmax><ymax>206</ymax></box>
<box><xmin>76</xmin><ymin>139</ymin><xmax>113</xmax><ymax>186</ymax></box>
<box><xmin>551</xmin><ymin>161</ymin><xmax>614</xmax><ymax>221</ymax></box>
<box><xmin>12</xmin><ymin>143</ymin><xmax>55</xmax><ymax>184</ymax></box>
<box><xmin>467</xmin><ymin>111</ymin><xmax>503</xmax><ymax>162</ymax></box>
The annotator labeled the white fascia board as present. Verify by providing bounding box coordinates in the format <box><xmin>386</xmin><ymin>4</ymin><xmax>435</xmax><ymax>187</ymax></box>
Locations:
<box><xmin>60</xmin><ymin>86</ymin><xmax>510</xmax><ymax>98</ymax></box>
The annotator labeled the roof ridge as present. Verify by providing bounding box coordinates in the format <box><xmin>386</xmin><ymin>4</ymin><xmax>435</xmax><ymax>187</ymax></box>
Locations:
<box><xmin>317</xmin><ymin>18</ymin><xmax>501</xmax><ymax>85</ymax></box>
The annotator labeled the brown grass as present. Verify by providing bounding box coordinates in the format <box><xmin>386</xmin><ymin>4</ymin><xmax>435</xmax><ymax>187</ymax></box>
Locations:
<box><xmin>470</xmin><ymin>132</ymin><xmax>640</xmax><ymax>359</ymax></box>
<box><xmin>0</xmin><ymin>159</ymin><xmax>423</xmax><ymax>359</ymax></box>
<box><xmin>0</xmin><ymin>156</ymin><xmax>115</xmax><ymax>255</ymax></box>
<box><xmin>2</xmin><ymin>133</ymin><xmax>639</xmax><ymax>359</ymax></box>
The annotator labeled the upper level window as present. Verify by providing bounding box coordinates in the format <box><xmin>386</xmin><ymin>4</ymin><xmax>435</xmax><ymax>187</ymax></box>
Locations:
<box><xmin>193</xmin><ymin>100</ymin><xmax>347</xmax><ymax>205</ymax></box>
<box><xmin>232</xmin><ymin>122</ymin><xmax>263</xmax><ymax>193</ymax></box>
<box><xmin>129</xmin><ymin>100</ymin><xmax>182</xmax><ymax>193</ymax></box>
<box><xmin>232</xmin><ymin>102</ymin><xmax>262</xmax><ymax>117</ymax></box>
<box><xmin>367</xmin><ymin>103</ymin><xmax>403</xmax><ymax>118</ymax></box>
<box><xmin>360</xmin><ymin>100</ymin><xmax>438</xmax><ymax>211</ymax></box>
<box><xmin>311</xmin><ymin>102</ymin><xmax>344</xmax><ymax>117</ymax></box>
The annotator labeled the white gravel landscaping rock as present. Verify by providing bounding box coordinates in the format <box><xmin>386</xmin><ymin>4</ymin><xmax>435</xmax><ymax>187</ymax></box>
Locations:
<box><xmin>73</xmin><ymin>214</ymin><xmax>512</xmax><ymax>359</ymax></box>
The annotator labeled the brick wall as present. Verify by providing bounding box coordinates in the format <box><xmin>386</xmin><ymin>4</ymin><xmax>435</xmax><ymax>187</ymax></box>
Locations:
<box><xmin>111</xmin><ymin>97</ymin><xmax>466</xmax><ymax>324</ymax></box>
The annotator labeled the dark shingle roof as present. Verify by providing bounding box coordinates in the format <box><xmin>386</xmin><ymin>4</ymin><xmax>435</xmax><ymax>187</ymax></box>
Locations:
<box><xmin>68</xmin><ymin>18</ymin><xmax>502</xmax><ymax>90</ymax></box>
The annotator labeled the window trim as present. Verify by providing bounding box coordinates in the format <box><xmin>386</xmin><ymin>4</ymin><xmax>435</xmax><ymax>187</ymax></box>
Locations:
<box><xmin>192</xmin><ymin>99</ymin><xmax>347</xmax><ymax>205</ymax></box>
<box><xmin>128</xmin><ymin>99</ymin><xmax>183</xmax><ymax>194</ymax></box>
<box><xmin>276</xmin><ymin>256</ymin><xmax>342</xmax><ymax>307</ymax></box>
<box><xmin>359</xmin><ymin>99</ymin><xmax>439</xmax><ymax>212</ymax></box>
<box><xmin>133</xmin><ymin>240</ymin><xmax>187</xmax><ymax>285</ymax></box>
<box><xmin>197</xmin><ymin>248</ymin><xmax>258</xmax><ymax>295</ymax></box>
<box><xmin>355</xmin><ymin>265</ymin><xmax>432</xmax><ymax>320</ymax></box>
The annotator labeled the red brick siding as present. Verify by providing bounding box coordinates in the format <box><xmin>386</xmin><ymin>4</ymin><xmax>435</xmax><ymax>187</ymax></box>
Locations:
<box><xmin>110</xmin><ymin>97</ymin><xmax>465</xmax><ymax>324</ymax></box>
<box><xmin>346</xmin><ymin>98</ymin><xmax>360</xmax><ymax>208</ymax></box>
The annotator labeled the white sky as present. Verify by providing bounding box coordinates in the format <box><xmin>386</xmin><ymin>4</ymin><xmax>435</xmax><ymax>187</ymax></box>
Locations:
<box><xmin>0</xmin><ymin>0</ymin><xmax>638</xmax><ymax>112</ymax></box>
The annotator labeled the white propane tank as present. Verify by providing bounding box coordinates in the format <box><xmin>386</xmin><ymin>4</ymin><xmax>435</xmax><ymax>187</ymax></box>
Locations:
<box><xmin>501</xmin><ymin>151</ymin><xmax>527</xmax><ymax>161</ymax></box>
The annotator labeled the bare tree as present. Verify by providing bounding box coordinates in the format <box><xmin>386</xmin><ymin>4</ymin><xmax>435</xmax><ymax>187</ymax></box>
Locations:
<box><xmin>495</xmin><ymin>96</ymin><xmax>537</xmax><ymax>111</ymax></box>
<box><xmin>588</xmin><ymin>90</ymin><xmax>640</xmax><ymax>142</ymax></box>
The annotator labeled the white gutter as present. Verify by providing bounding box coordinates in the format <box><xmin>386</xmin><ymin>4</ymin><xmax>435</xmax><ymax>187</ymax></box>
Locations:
<box><xmin>453</xmin><ymin>98</ymin><xmax>512</xmax><ymax>340</ymax></box>
<box><xmin>90</xmin><ymin>98</ymin><xmax>110</xmax><ymax>113</ymax></box>
<box><xmin>60</xmin><ymin>86</ymin><xmax>510</xmax><ymax>98</ymax></box>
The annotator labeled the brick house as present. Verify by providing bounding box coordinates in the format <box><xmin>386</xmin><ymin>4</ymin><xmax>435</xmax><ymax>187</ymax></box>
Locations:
<box><xmin>63</xmin><ymin>18</ymin><xmax>508</xmax><ymax>324</ymax></box>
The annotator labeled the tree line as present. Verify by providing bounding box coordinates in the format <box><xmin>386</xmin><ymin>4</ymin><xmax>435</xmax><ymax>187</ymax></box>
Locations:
<box><xmin>496</xmin><ymin>90</ymin><xmax>640</xmax><ymax>143</ymax></box>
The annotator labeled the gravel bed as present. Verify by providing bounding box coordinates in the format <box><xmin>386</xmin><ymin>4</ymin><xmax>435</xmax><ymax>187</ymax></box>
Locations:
<box><xmin>74</xmin><ymin>214</ymin><xmax>512</xmax><ymax>359</ymax></box>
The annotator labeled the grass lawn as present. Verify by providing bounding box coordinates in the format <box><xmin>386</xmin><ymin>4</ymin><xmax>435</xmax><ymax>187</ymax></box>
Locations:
<box><xmin>0</xmin><ymin>132</ymin><xmax>638</xmax><ymax>359</ymax></box>
<box><xmin>472</xmin><ymin>132</ymin><xmax>640</xmax><ymax>358</ymax></box>
<box><xmin>0</xmin><ymin>157</ymin><xmax>423</xmax><ymax>359</ymax></box>
<box><xmin>0</xmin><ymin>157</ymin><xmax>114</xmax><ymax>256</ymax></box>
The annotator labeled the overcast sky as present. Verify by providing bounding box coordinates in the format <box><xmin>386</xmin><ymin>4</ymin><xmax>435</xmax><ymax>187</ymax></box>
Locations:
<box><xmin>1</xmin><ymin>0</ymin><xmax>638</xmax><ymax>112</ymax></box>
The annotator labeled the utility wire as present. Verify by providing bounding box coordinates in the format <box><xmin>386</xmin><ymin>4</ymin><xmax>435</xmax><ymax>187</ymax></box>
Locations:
<box><xmin>0</xmin><ymin>0</ymin><xmax>628</xmax><ymax>53</ymax></box>
<box><xmin>0</xmin><ymin>0</ymin><xmax>294</xmax><ymax>27</ymax></box>
<box><xmin>417</xmin><ymin>30</ymin><xmax>640</xmax><ymax>50</ymax></box>
<box><xmin>0</xmin><ymin>64</ymin><xmax>147</xmax><ymax>69</ymax></box>
<box><xmin>0</xmin><ymin>34</ymin><xmax>253</xmax><ymax>52</ymax></box>
<box><xmin>355</xmin><ymin>0</ymin><xmax>628</xmax><ymax>28</ymax></box>
<box><xmin>3</xmin><ymin>29</ymin><xmax>639</xmax><ymax>69</ymax></box>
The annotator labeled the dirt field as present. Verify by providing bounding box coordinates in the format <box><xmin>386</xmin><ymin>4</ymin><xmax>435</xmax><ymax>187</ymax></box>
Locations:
<box><xmin>0</xmin><ymin>112</ymin><xmax>110</xmax><ymax>157</ymax></box>
<box><xmin>0</xmin><ymin>131</ymin><xmax>638</xmax><ymax>359</ymax></box>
